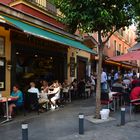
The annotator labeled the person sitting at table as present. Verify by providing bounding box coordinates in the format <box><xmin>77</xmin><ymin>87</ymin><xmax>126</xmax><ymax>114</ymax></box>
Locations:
<box><xmin>70</xmin><ymin>79</ymin><xmax>78</xmax><ymax>99</ymax></box>
<box><xmin>41</xmin><ymin>80</ymin><xmax>49</xmax><ymax>93</ymax></box>
<box><xmin>38</xmin><ymin>80</ymin><xmax>49</xmax><ymax>112</ymax></box>
<box><xmin>131</xmin><ymin>75</ymin><xmax>140</xmax><ymax>90</ymax></box>
<box><xmin>48</xmin><ymin>80</ymin><xmax>60</xmax><ymax>110</ymax></box>
<box><xmin>123</xmin><ymin>76</ymin><xmax>131</xmax><ymax>88</ymax></box>
<box><xmin>62</xmin><ymin>79</ymin><xmax>70</xmax><ymax>102</ymax></box>
<box><xmin>28</xmin><ymin>82</ymin><xmax>40</xmax><ymax>98</ymax></box>
<box><xmin>112</xmin><ymin>78</ymin><xmax>125</xmax><ymax>92</ymax></box>
<box><xmin>8</xmin><ymin>85</ymin><xmax>23</xmax><ymax>118</ymax></box>
<box><xmin>130</xmin><ymin>82</ymin><xmax>140</xmax><ymax>100</ymax></box>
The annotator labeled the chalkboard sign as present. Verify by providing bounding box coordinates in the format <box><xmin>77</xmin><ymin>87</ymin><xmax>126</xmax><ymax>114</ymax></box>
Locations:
<box><xmin>0</xmin><ymin>57</ymin><xmax>5</xmax><ymax>91</ymax></box>
<box><xmin>70</xmin><ymin>57</ymin><xmax>75</xmax><ymax>77</ymax></box>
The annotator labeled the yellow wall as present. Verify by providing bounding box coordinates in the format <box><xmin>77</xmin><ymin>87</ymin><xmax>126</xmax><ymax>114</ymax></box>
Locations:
<box><xmin>0</xmin><ymin>27</ymin><xmax>11</xmax><ymax>97</ymax></box>
<box><xmin>67</xmin><ymin>47</ymin><xmax>90</xmax><ymax>83</ymax></box>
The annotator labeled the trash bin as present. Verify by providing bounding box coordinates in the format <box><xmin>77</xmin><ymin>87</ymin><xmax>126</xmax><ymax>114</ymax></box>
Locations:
<box><xmin>100</xmin><ymin>109</ymin><xmax>110</xmax><ymax>120</ymax></box>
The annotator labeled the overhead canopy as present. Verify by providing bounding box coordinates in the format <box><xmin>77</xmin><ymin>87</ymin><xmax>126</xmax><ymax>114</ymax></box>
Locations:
<box><xmin>1</xmin><ymin>15</ymin><xmax>96</xmax><ymax>54</ymax></box>
<box><xmin>109</xmin><ymin>50</ymin><xmax>140</xmax><ymax>61</ymax></box>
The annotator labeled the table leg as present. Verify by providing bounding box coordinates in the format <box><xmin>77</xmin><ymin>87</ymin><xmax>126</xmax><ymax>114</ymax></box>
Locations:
<box><xmin>69</xmin><ymin>91</ymin><xmax>71</xmax><ymax>102</ymax></box>
<box><xmin>0</xmin><ymin>101</ymin><xmax>11</xmax><ymax>124</ymax></box>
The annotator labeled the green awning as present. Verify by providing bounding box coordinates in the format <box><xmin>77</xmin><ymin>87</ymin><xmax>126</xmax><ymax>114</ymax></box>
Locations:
<box><xmin>2</xmin><ymin>15</ymin><xmax>96</xmax><ymax>54</ymax></box>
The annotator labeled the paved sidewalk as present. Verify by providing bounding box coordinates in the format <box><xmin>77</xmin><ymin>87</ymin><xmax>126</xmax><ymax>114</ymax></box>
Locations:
<box><xmin>0</xmin><ymin>96</ymin><xmax>140</xmax><ymax>140</ymax></box>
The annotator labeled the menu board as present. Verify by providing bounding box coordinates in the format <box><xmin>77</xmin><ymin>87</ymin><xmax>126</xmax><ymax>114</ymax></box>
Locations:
<box><xmin>70</xmin><ymin>57</ymin><xmax>75</xmax><ymax>77</ymax></box>
<box><xmin>0</xmin><ymin>57</ymin><xmax>5</xmax><ymax>91</ymax></box>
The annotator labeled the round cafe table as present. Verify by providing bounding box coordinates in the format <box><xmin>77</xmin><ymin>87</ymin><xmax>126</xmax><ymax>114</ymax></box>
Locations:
<box><xmin>0</xmin><ymin>97</ymin><xmax>17</xmax><ymax>124</ymax></box>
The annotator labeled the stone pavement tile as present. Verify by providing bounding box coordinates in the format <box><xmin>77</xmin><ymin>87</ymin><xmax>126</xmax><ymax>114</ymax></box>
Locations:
<box><xmin>0</xmin><ymin>96</ymin><xmax>140</xmax><ymax>140</ymax></box>
<box><xmin>85</xmin><ymin>115</ymin><xmax>116</xmax><ymax>124</ymax></box>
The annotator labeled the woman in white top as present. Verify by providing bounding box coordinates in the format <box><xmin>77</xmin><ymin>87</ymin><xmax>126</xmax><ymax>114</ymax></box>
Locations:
<box><xmin>48</xmin><ymin>80</ymin><xmax>60</xmax><ymax>110</ymax></box>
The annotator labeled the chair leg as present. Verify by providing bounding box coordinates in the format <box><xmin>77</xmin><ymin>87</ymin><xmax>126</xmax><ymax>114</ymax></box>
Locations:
<box><xmin>113</xmin><ymin>99</ymin><xmax>116</xmax><ymax>112</ymax></box>
<box><xmin>130</xmin><ymin>103</ymin><xmax>132</xmax><ymax>121</ymax></box>
<box><xmin>108</xmin><ymin>102</ymin><xmax>109</xmax><ymax>109</ymax></box>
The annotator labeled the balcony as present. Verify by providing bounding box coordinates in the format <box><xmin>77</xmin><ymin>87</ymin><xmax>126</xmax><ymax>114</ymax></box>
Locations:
<box><xmin>13</xmin><ymin>0</ymin><xmax>57</xmax><ymax>15</ymax></box>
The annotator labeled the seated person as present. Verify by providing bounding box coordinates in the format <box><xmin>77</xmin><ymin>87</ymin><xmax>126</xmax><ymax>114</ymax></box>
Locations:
<box><xmin>130</xmin><ymin>82</ymin><xmax>140</xmax><ymax>112</ymax></box>
<box><xmin>131</xmin><ymin>75</ymin><xmax>140</xmax><ymax>89</ymax></box>
<box><xmin>41</xmin><ymin>80</ymin><xmax>49</xmax><ymax>93</ymax></box>
<box><xmin>48</xmin><ymin>80</ymin><xmax>60</xmax><ymax>110</ymax></box>
<box><xmin>8</xmin><ymin>85</ymin><xmax>23</xmax><ymax>118</ymax></box>
<box><xmin>77</xmin><ymin>79</ymin><xmax>86</xmax><ymax>98</ymax></box>
<box><xmin>123</xmin><ymin>76</ymin><xmax>131</xmax><ymax>88</ymax></box>
<box><xmin>28</xmin><ymin>82</ymin><xmax>40</xmax><ymax>98</ymax></box>
<box><xmin>62</xmin><ymin>79</ymin><xmax>70</xmax><ymax>102</ymax></box>
<box><xmin>130</xmin><ymin>82</ymin><xmax>140</xmax><ymax>100</ymax></box>
<box><xmin>112</xmin><ymin>78</ymin><xmax>125</xmax><ymax>92</ymax></box>
<box><xmin>70</xmin><ymin>79</ymin><xmax>78</xmax><ymax>99</ymax></box>
<box><xmin>38</xmin><ymin>81</ymin><xmax>49</xmax><ymax>111</ymax></box>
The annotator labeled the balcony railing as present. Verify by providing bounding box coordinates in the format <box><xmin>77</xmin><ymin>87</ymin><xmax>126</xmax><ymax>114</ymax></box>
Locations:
<box><xmin>24</xmin><ymin>0</ymin><xmax>57</xmax><ymax>15</ymax></box>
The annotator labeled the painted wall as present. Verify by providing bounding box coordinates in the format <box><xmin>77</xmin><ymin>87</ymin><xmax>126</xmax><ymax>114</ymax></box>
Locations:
<box><xmin>12</xmin><ymin>3</ymin><xmax>65</xmax><ymax>29</ymax></box>
<box><xmin>67</xmin><ymin>48</ymin><xmax>90</xmax><ymax>83</ymax></box>
<box><xmin>0</xmin><ymin>0</ymin><xmax>13</xmax><ymax>5</ymax></box>
<box><xmin>0</xmin><ymin>27</ymin><xmax>11</xmax><ymax>97</ymax></box>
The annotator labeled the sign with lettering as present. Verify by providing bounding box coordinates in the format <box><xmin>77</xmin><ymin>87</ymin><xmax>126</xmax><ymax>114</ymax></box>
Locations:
<box><xmin>0</xmin><ymin>57</ymin><xmax>5</xmax><ymax>91</ymax></box>
<box><xmin>70</xmin><ymin>57</ymin><xmax>75</xmax><ymax>77</ymax></box>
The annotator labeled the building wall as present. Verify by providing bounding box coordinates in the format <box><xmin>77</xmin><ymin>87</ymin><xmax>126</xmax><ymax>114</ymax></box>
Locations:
<box><xmin>0</xmin><ymin>0</ymin><xmax>13</xmax><ymax>5</ymax></box>
<box><xmin>12</xmin><ymin>3</ymin><xmax>65</xmax><ymax>29</ymax></box>
<box><xmin>67</xmin><ymin>48</ymin><xmax>90</xmax><ymax>83</ymax></box>
<box><xmin>0</xmin><ymin>27</ymin><xmax>11</xmax><ymax>96</ymax></box>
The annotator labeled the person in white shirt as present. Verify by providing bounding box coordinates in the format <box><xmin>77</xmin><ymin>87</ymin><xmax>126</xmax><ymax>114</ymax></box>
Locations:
<box><xmin>101</xmin><ymin>69</ymin><xmax>107</xmax><ymax>83</ymax></box>
<box><xmin>101</xmin><ymin>69</ymin><xmax>108</xmax><ymax>92</ymax></box>
<box><xmin>28</xmin><ymin>82</ymin><xmax>40</xmax><ymax>98</ymax></box>
<box><xmin>48</xmin><ymin>80</ymin><xmax>60</xmax><ymax>110</ymax></box>
<box><xmin>114</xmin><ymin>71</ymin><xmax>120</xmax><ymax>81</ymax></box>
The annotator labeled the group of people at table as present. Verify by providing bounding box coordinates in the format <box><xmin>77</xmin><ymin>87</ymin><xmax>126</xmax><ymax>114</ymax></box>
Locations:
<box><xmin>101</xmin><ymin>69</ymin><xmax>140</xmax><ymax>107</ymax></box>
<box><xmin>2</xmin><ymin>71</ymin><xmax>140</xmax><ymax>119</ymax></box>
<box><xmin>0</xmin><ymin>78</ymin><xmax>93</xmax><ymax>119</ymax></box>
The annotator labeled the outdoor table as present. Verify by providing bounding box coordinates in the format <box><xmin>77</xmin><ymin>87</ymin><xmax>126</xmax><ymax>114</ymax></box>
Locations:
<box><xmin>0</xmin><ymin>97</ymin><xmax>17</xmax><ymax>124</ymax></box>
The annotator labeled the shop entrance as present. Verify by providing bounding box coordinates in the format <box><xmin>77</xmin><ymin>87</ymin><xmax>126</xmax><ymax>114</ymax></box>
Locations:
<box><xmin>11</xmin><ymin>44</ymin><xmax>67</xmax><ymax>90</ymax></box>
<box><xmin>77</xmin><ymin>56</ymin><xmax>87</xmax><ymax>81</ymax></box>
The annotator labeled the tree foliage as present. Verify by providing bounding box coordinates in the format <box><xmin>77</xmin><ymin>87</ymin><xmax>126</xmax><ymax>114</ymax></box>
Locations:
<box><xmin>55</xmin><ymin>0</ymin><xmax>134</xmax><ymax>38</ymax></box>
<box><xmin>54</xmin><ymin>0</ymin><xmax>136</xmax><ymax>118</ymax></box>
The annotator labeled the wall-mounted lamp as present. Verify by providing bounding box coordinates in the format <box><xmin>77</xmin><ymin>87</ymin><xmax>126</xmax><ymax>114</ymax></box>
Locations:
<box><xmin>34</xmin><ymin>54</ymin><xmax>38</xmax><ymax>57</ymax></box>
<box><xmin>16</xmin><ymin>52</ymin><xmax>19</xmax><ymax>55</ymax></box>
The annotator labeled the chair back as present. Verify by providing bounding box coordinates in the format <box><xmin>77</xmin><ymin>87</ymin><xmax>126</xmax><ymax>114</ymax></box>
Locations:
<box><xmin>26</xmin><ymin>92</ymin><xmax>39</xmax><ymax>113</ymax></box>
<box><xmin>101</xmin><ymin>92</ymin><xmax>109</xmax><ymax>101</ymax></box>
<box><xmin>112</xmin><ymin>86</ymin><xmax>123</xmax><ymax>93</ymax></box>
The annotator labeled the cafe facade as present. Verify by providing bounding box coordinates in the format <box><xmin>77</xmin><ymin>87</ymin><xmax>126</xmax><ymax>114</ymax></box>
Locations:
<box><xmin>0</xmin><ymin>2</ymin><xmax>96</xmax><ymax>96</ymax></box>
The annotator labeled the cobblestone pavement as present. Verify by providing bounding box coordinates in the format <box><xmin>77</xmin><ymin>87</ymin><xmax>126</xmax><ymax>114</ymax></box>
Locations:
<box><xmin>0</xmin><ymin>96</ymin><xmax>140</xmax><ymax>140</ymax></box>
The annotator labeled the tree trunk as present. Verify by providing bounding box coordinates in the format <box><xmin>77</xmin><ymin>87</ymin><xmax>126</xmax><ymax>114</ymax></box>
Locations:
<box><xmin>95</xmin><ymin>31</ymin><xmax>104</xmax><ymax>119</ymax></box>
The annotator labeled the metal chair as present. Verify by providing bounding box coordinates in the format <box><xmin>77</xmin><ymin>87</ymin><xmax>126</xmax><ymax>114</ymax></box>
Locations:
<box><xmin>130</xmin><ymin>98</ymin><xmax>140</xmax><ymax>120</ymax></box>
<box><xmin>111</xmin><ymin>86</ymin><xmax>124</xmax><ymax>108</ymax></box>
<box><xmin>100</xmin><ymin>91</ymin><xmax>114</xmax><ymax>110</ymax></box>
<box><xmin>25</xmin><ymin>92</ymin><xmax>40</xmax><ymax>115</ymax></box>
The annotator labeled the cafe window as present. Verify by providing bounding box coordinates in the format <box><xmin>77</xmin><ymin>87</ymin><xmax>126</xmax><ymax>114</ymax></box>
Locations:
<box><xmin>0</xmin><ymin>37</ymin><xmax>5</xmax><ymax>56</ymax></box>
